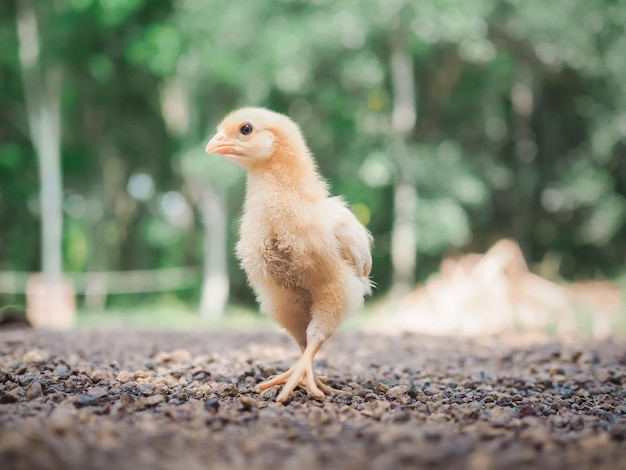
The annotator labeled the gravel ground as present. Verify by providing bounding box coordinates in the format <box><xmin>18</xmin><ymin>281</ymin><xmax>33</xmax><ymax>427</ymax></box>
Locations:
<box><xmin>1</xmin><ymin>327</ymin><xmax>625</xmax><ymax>470</ymax></box>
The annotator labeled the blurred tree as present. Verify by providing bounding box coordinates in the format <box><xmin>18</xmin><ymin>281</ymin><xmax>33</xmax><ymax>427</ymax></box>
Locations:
<box><xmin>15</xmin><ymin>0</ymin><xmax>63</xmax><ymax>279</ymax></box>
<box><xmin>388</xmin><ymin>16</ymin><xmax>418</xmax><ymax>295</ymax></box>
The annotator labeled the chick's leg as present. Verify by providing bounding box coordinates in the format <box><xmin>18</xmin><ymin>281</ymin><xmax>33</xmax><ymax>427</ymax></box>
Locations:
<box><xmin>257</xmin><ymin>285</ymin><xmax>354</xmax><ymax>402</ymax></box>
<box><xmin>255</xmin><ymin>339</ymin><xmax>329</xmax><ymax>402</ymax></box>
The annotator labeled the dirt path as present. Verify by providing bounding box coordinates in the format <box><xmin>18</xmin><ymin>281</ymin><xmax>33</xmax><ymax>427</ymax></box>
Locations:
<box><xmin>1</xmin><ymin>328</ymin><xmax>625</xmax><ymax>470</ymax></box>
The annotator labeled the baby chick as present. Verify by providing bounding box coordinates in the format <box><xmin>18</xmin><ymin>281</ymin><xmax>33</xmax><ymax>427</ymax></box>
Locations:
<box><xmin>206</xmin><ymin>108</ymin><xmax>373</xmax><ymax>402</ymax></box>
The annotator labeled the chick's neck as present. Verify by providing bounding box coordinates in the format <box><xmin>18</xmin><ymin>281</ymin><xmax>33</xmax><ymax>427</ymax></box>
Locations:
<box><xmin>246</xmin><ymin>145</ymin><xmax>328</xmax><ymax>205</ymax></box>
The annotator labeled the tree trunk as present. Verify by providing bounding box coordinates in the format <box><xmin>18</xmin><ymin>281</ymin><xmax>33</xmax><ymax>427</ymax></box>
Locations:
<box><xmin>160</xmin><ymin>77</ymin><xmax>232</xmax><ymax>319</ymax></box>
<box><xmin>389</xmin><ymin>29</ymin><xmax>418</xmax><ymax>296</ymax></box>
<box><xmin>16</xmin><ymin>0</ymin><xmax>63</xmax><ymax>279</ymax></box>
<box><xmin>391</xmin><ymin>180</ymin><xmax>418</xmax><ymax>294</ymax></box>
<box><xmin>510</xmin><ymin>65</ymin><xmax>536</xmax><ymax>257</ymax></box>
<box><xmin>17</xmin><ymin>0</ymin><xmax>75</xmax><ymax>329</ymax></box>
<box><xmin>199</xmin><ymin>184</ymin><xmax>229</xmax><ymax>319</ymax></box>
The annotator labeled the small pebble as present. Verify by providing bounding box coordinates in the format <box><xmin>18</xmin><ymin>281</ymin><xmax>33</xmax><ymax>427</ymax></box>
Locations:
<box><xmin>386</xmin><ymin>385</ymin><xmax>408</xmax><ymax>399</ymax></box>
<box><xmin>26</xmin><ymin>381</ymin><xmax>43</xmax><ymax>400</ymax></box>
<box><xmin>53</xmin><ymin>365</ymin><xmax>70</xmax><ymax>380</ymax></box>
<box><xmin>137</xmin><ymin>394</ymin><xmax>165</xmax><ymax>409</ymax></box>
<box><xmin>0</xmin><ymin>391</ymin><xmax>18</xmax><ymax>404</ymax></box>
<box><xmin>73</xmin><ymin>395</ymin><xmax>99</xmax><ymax>407</ymax></box>
<box><xmin>204</xmin><ymin>398</ymin><xmax>220</xmax><ymax>412</ymax></box>
<box><xmin>87</xmin><ymin>386</ymin><xmax>108</xmax><ymax>399</ymax></box>
<box><xmin>116</xmin><ymin>371</ymin><xmax>133</xmax><ymax>384</ymax></box>
<box><xmin>373</xmin><ymin>383</ymin><xmax>389</xmax><ymax>394</ymax></box>
<box><xmin>239</xmin><ymin>395</ymin><xmax>257</xmax><ymax>410</ymax></box>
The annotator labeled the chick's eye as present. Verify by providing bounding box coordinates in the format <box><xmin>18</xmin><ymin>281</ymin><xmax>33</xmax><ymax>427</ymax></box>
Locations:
<box><xmin>240</xmin><ymin>123</ymin><xmax>253</xmax><ymax>135</ymax></box>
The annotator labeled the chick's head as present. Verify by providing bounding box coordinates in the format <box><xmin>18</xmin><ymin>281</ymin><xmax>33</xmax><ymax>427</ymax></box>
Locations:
<box><xmin>205</xmin><ymin>107</ymin><xmax>306</xmax><ymax>170</ymax></box>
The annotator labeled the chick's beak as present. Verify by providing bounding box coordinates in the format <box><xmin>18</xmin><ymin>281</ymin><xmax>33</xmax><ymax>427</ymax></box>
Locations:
<box><xmin>205</xmin><ymin>132</ymin><xmax>241</xmax><ymax>155</ymax></box>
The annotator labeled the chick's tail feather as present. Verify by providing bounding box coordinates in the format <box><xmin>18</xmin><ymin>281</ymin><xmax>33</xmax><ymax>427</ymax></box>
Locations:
<box><xmin>361</xmin><ymin>276</ymin><xmax>376</xmax><ymax>297</ymax></box>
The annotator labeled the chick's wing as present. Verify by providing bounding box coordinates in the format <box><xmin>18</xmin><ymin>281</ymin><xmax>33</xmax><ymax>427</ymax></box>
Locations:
<box><xmin>326</xmin><ymin>197</ymin><xmax>373</xmax><ymax>278</ymax></box>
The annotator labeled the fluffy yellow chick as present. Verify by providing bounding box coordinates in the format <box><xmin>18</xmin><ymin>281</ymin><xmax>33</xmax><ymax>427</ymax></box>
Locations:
<box><xmin>206</xmin><ymin>107</ymin><xmax>373</xmax><ymax>402</ymax></box>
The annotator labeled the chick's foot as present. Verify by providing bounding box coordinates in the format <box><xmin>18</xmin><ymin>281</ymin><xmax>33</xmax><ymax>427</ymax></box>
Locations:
<box><xmin>255</xmin><ymin>360</ymin><xmax>339</xmax><ymax>402</ymax></box>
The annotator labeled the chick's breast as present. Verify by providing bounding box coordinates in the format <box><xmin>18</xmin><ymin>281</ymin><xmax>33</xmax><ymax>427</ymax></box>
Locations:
<box><xmin>236</xmin><ymin>212</ymin><xmax>330</xmax><ymax>293</ymax></box>
<box><xmin>237</xmin><ymin>195</ymin><xmax>371</xmax><ymax>308</ymax></box>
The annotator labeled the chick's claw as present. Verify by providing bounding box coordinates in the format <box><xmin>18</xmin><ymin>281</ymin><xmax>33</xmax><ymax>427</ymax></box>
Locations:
<box><xmin>255</xmin><ymin>369</ymin><xmax>295</xmax><ymax>391</ymax></box>
<box><xmin>307</xmin><ymin>374</ymin><xmax>349</xmax><ymax>396</ymax></box>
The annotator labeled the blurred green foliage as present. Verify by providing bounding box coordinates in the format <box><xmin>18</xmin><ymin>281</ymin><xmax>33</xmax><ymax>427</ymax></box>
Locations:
<box><xmin>0</xmin><ymin>0</ymin><xmax>625</xmax><ymax>308</ymax></box>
